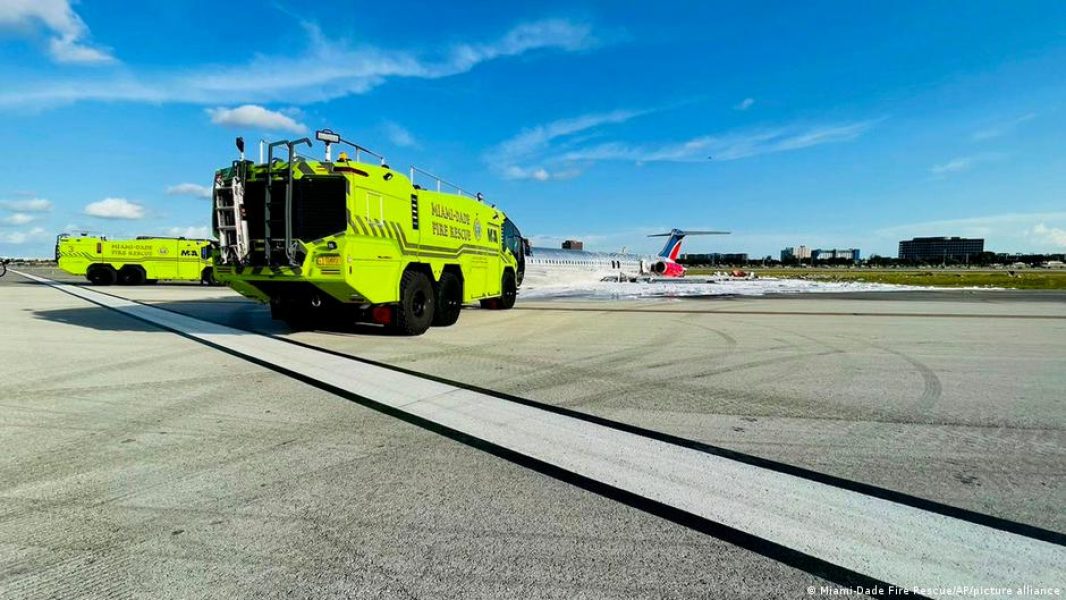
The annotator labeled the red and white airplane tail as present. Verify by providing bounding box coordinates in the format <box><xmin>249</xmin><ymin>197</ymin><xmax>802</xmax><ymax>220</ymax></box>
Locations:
<box><xmin>646</xmin><ymin>229</ymin><xmax>730</xmax><ymax>277</ymax></box>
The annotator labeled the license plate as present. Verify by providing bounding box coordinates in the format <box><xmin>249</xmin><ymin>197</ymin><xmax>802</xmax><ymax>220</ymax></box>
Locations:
<box><xmin>316</xmin><ymin>254</ymin><xmax>341</xmax><ymax>266</ymax></box>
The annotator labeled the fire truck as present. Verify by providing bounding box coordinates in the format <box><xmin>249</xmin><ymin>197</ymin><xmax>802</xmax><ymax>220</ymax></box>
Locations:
<box><xmin>56</xmin><ymin>234</ymin><xmax>217</xmax><ymax>285</ymax></box>
<box><xmin>211</xmin><ymin>131</ymin><xmax>527</xmax><ymax>335</ymax></box>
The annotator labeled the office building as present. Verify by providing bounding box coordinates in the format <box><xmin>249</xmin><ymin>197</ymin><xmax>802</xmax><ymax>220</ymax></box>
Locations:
<box><xmin>898</xmin><ymin>237</ymin><xmax>984</xmax><ymax>261</ymax></box>
<box><xmin>780</xmin><ymin>245</ymin><xmax>812</xmax><ymax>261</ymax></box>
<box><xmin>811</xmin><ymin>248</ymin><xmax>861</xmax><ymax>261</ymax></box>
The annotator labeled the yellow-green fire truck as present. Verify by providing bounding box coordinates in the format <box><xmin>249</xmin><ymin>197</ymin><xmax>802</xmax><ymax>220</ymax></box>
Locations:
<box><xmin>56</xmin><ymin>234</ymin><xmax>217</xmax><ymax>285</ymax></box>
<box><xmin>211</xmin><ymin>131</ymin><xmax>527</xmax><ymax>335</ymax></box>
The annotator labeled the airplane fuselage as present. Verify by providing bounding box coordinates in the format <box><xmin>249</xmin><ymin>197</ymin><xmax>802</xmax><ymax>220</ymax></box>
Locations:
<box><xmin>519</xmin><ymin>229</ymin><xmax>727</xmax><ymax>289</ymax></box>
<box><xmin>522</xmin><ymin>247</ymin><xmax>656</xmax><ymax>287</ymax></box>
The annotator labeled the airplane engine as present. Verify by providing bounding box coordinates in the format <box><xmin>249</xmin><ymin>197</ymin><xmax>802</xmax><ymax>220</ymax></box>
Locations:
<box><xmin>650</xmin><ymin>261</ymin><xmax>686</xmax><ymax>277</ymax></box>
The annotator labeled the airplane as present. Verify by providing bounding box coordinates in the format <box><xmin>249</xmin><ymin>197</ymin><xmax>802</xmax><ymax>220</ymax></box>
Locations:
<box><xmin>520</xmin><ymin>229</ymin><xmax>729</xmax><ymax>288</ymax></box>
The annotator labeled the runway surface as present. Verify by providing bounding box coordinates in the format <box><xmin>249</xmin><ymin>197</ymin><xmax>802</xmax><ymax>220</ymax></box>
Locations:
<box><xmin>3</xmin><ymin>268</ymin><xmax>1065</xmax><ymax>599</ymax></box>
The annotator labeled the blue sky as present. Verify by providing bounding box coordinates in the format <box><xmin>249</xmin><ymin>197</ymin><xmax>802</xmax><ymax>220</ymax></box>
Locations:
<box><xmin>1</xmin><ymin>1</ymin><xmax>1064</xmax><ymax>258</ymax></box>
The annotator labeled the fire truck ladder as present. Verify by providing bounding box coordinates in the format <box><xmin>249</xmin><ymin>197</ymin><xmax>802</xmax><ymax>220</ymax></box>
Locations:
<box><xmin>263</xmin><ymin>138</ymin><xmax>311</xmax><ymax>267</ymax></box>
<box><xmin>213</xmin><ymin>160</ymin><xmax>250</xmax><ymax>265</ymax></box>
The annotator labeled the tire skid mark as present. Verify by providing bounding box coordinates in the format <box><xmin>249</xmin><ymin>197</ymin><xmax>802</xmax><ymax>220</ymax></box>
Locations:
<box><xmin>861</xmin><ymin>342</ymin><xmax>943</xmax><ymax>417</ymax></box>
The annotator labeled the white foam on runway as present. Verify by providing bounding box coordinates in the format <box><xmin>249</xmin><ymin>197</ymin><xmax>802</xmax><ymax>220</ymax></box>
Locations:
<box><xmin>519</xmin><ymin>277</ymin><xmax>920</xmax><ymax>300</ymax></box>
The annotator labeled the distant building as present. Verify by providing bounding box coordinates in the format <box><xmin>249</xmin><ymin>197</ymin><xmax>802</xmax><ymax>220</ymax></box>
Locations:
<box><xmin>780</xmin><ymin>245</ymin><xmax>812</xmax><ymax>261</ymax></box>
<box><xmin>898</xmin><ymin>237</ymin><xmax>984</xmax><ymax>261</ymax></box>
<box><xmin>679</xmin><ymin>252</ymin><xmax>749</xmax><ymax>265</ymax></box>
<box><xmin>811</xmin><ymin>248</ymin><xmax>861</xmax><ymax>262</ymax></box>
<box><xmin>561</xmin><ymin>240</ymin><xmax>583</xmax><ymax>250</ymax></box>
<box><xmin>718</xmin><ymin>253</ymin><xmax>749</xmax><ymax>264</ymax></box>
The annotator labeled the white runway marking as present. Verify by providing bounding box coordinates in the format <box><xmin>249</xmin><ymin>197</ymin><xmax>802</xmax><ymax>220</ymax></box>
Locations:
<box><xmin>20</xmin><ymin>272</ymin><xmax>1065</xmax><ymax>599</ymax></box>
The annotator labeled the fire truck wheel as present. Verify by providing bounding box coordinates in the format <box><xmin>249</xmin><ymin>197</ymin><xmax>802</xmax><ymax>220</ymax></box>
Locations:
<box><xmin>201</xmin><ymin>267</ymin><xmax>216</xmax><ymax>286</ymax></box>
<box><xmin>395</xmin><ymin>270</ymin><xmax>435</xmax><ymax>335</ymax></box>
<box><xmin>117</xmin><ymin>266</ymin><xmax>146</xmax><ymax>286</ymax></box>
<box><xmin>433</xmin><ymin>272</ymin><xmax>462</xmax><ymax>327</ymax></box>
<box><xmin>498</xmin><ymin>270</ymin><xmax>517</xmax><ymax>310</ymax></box>
<box><xmin>86</xmin><ymin>264</ymin><xmax>117</xmax><ymax>286</ymax></box>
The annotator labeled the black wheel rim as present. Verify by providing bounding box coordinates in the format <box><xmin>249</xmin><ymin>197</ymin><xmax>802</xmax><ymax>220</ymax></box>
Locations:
<box><xmin>412</xmin><ymin>290</ymin><xmax>427</xmax><ymax>318</ymax></box>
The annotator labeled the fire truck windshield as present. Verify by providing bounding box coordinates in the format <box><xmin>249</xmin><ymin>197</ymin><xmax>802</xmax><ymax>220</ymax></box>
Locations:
<box><xmin>503</xmin><ymin>218</ymin><xmax>523</xmax><ymax>258</ymax></box>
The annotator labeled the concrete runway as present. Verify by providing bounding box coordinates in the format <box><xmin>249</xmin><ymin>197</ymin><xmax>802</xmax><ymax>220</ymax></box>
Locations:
<box><xmin>2</xmin><ymin>268</ymin><xmax>1064</xmax><ymax>598</ymax></box>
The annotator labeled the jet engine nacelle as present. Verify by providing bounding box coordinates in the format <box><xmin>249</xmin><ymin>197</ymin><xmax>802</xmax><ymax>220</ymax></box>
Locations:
<box><xmin>651</xmin><ymin>261</ymin><xmax>685</xmax><ymax>277</ymax></box>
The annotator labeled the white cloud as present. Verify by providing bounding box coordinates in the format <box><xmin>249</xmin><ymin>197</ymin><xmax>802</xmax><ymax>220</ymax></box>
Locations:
<box><xmin>0</xmin><ymin>213</ymin><xmax>35</xmax><ymax>226</ymax></box>
<box><xmin>49</xmin><ymin>33</ymin><xmax>113</xmax><ymax>64</ymax></box>
<box><xmin>0</xmin><ymin>18</ymin><xmax>593</xmax><ymax>108</ymax></box>
<box><xmin>491</xmin><ymin>109</ymin><xmax>650</xmax><ymax>180</ymax></box>
<box><xmin>505</xmin><ymin>166</ymin><xmax>551</xmax><ymax>181</ymax></box>
<box><xmin>0</xmin><ymin>197</ymin><xmax>52</xmax><ymax>212</ymax></box>
<box><xmin>499</xmin><ymin>110</ymin><xmax>645</xmax><ymax>160</ymax></box>
<box><xmin>491</xmin><ymin>113</ymin><xmax>879</xmax><ymax>181</ymax></box>
<box><xmin>166</xmin><ymin>183</ymin><xmax>212</xmax><ymax>199</ymax></box>
<box><xmin>559</xmin><ymin>120</ymin><xmax>880</xmax><ymax>163</ymax></box>
<box><xmin>84</xmin><ymin>197</ymin><xmax>145</xmax><ymax>220</ymax></box>
<box><xmin>929</xmin><ymin>153</ymin><xmax>1002</xmax><ymax>176</ymax></box>
<box><xmin>383</xmin><ymin>122</ymin><xmax>418</xmax><ymax>148</ymax></box>
<box><xmin>930</xmin><ymin>157</ymin><xmax>975</xmax><ymax>175</ymax></box>
<box><xmin>0</xmin><ymin>0</ymin><xmax>115</xmax><ymax>64</ymax></box>
<box><xmin>207</xmin><ymin>105</ymin><xmax>307</xmax><ymax>134</ymax></box>
<box><xmin>0</xmin><ymin>227</ymin><xmax>47</xmax><ymax>244</ymax></box>
<box><xmin>971</xmin><ymin>113</ymin><xmax>1036</xmax><ymax>141</ymax></box>
<box><xmin>734</xmin><ymin>97</ymin><xmax>755</xmax><ymax>111</ymax></box>
<box><xmin>503</xmin><ymin>166</ymin><xmax>582</xmax><ymax>181</ymax></box>
<box><xmin>443</xmin><ymin>18</ymin><xmax>593</xmax><ymax>71</ymax></box>
<box><xmin>1031</xmin><ymin>223</ymin><xmax>1066</xmax><ymax>248</ymax></box>
<box><xmin>164</xmin><ymin>226</ymin><xmax>213</xmax><ymax>239</ymax></box>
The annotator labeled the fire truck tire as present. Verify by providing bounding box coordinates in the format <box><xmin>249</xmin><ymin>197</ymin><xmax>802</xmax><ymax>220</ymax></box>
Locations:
<box><xmin>200</xmin><ymin>267</ymin><xmax>216</xmax><ymax>286</ymax></box>
<box><xmin>479</xmin><ymin>270</ymin><xmax>517</xmax><ymax>310</ymax></box>
<box><xmin>86</xmin><ymin>264</ymin><xmax>117</xmax><ymax>286</ymax></box>
<box><xmin>433</xmin><ymin>271</ymin><xmax>462</xmax><ymax>327</ymax></box>
<box><xmin>117</xmin><ymin>266</ymin><xmax>146</xmax><ymax>286</ymax></box>
<box><xmin>395</xmin><ymin>270</ymin><xmax>435</xmax><ymax>335</ymax></box>
<box><xmin>498</xmin><ymin>270</ymin><xmax>517</xmax><ymax>309</ymax></box>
